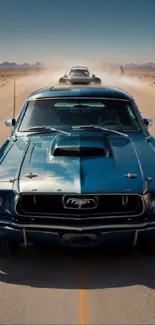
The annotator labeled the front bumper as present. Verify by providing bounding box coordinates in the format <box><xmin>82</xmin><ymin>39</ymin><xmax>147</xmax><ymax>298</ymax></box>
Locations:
<box><xmin>1</xmin><ymin>218</ymin><xmax>155</xmax><ymax>247</ymax></box>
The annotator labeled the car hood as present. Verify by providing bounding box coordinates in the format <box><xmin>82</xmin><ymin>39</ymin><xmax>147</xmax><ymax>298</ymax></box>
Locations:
<box><xmin>0</xmin><ymin>132</ymin><xmax>154</xmax><ymax>194</ymax></box>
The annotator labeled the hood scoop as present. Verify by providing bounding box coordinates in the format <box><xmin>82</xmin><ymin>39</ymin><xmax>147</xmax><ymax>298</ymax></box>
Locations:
<box><xmin>53</xmin><ymin>147</ymin><xmax>106</xmax><ymax>157</ymax></box>
<box><xmin>50</xmin><ymin>134</ymin><xmax>110</xmax><ymax>157</ymax></box>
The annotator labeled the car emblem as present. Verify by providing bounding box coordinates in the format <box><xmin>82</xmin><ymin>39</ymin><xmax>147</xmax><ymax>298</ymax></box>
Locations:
<box><xmin>124</xmin><ymin>173</ymin><xmax>137</xmax><ymax>178</ymax></box>
<box><xmin>25</xmin><ymin>172</ymin><xmax>38</xmax><ymax>179</ymax></box>
<box><xmin>62</xmin><ymin>196</ymin><xmax>98</xmax><ymax>209</ymax></box>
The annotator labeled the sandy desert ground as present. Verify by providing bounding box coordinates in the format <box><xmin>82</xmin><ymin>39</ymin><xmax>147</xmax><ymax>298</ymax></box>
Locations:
<box><xmin>0</xmin><ymin>67</ymin><xmax>155</xmax><ymax>324</ymax></box>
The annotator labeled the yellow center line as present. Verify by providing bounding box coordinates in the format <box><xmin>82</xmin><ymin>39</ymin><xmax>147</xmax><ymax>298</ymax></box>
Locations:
<box><xmin>79</xmin><ymin>263</ymin><xmax>90</xmax><ymax>325</ymax></box>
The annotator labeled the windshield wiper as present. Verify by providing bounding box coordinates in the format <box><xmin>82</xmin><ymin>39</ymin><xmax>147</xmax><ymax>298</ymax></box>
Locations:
<box><xmin>72</xmin><ymin>125</ymin><xmax>129</xmax><ymax>138</ymax></box>
<box><xmin>21</xmin><ymin>126</ymin><xmax>71</xmax><ymax>136</ymax></box>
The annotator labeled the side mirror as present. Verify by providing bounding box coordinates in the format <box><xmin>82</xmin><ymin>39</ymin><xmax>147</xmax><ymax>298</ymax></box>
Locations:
<box><xmin>64</xmin><ymin>74</ymin><xmax>67</xmax><ymax>78</ymax></box>
<box><xmin>5</xmin><ymin>118</ymin><xmax>16</xmax><ymax>127</ymax></box>
<box><xmin>143</xmin><ymin>118</ymin><xmax>153</xmax><ymax>128</ymax></box>
<box><xmin>92</xmin><ymin>74</ymin><xmax>95</xmax><ymax>78</ymax></box>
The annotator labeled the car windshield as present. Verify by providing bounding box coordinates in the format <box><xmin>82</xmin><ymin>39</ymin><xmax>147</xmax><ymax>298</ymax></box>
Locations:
<box><xmin>69</xmin><ymin>69</ymin><xmax>89</xmax><ymax>75</ymax></box>
<box><xmin>18</xmin><ymin>98</ymin><xmax>141</xmax><ymax>132</ymax></box>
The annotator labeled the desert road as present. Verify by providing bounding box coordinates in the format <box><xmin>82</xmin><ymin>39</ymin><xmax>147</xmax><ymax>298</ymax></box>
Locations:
<box><xmin>0</xmin><ymin>72</ymin><xmax>155</xmax><ymax>324</ymax></box>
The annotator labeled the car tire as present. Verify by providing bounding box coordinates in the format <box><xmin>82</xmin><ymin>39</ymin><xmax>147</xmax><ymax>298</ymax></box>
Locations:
<box><xmin>0</xmin><ymin>239</ymin><xmax>20</xmax><ymax>256</ymax></box>
<box><xmin>93</xmin><ymin>78</ymin><xmax>101</xmax><ymax>85</ymax></box>
<box><xmin>59</xmin><ymin>79</ymin><xmax>64</xmax><ymax>85</ymax></box>
<box><xmin>139</xmin><ymin>239</ymin><xmax>155</xmax><ymax>255</ymax></box>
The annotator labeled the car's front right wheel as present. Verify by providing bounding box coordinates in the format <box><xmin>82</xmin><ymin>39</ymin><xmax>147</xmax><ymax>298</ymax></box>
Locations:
<box><xmin>93</xmin><ymin>78</ymin><xmax>101</xmax><ymax>85</ymax></box>
<box><xmin>0</xmin><ymin>239</ymin><xmax>20</xmax><ymax>256</ymax></box>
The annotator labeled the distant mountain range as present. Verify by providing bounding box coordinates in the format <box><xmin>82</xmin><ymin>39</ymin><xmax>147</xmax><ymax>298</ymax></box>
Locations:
<box><xmin>0</xmin><ymin>61</ymin><xmax>155</xmax><ymax>69</ymax></box>
<box><xmin>0</xmin><ymin>61</ymin><xmax>45</xmax><ymax>69</ymax></box>
<box><xmin>123</xmin><ymin>62</ymin><xmax>155</xmax><ymax>68</ymax></box>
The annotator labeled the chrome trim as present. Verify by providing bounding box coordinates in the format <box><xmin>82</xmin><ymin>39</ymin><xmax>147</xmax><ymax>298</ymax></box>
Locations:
<box><xmin>14</xmin><ymin>193</ymin><xmax>146</xmax><ymax>219</ymax></box>
<box><xmin>29</xmin><ymin>97</ymin><xmax>131</xmax><ymax>102</ymax></box>
<box><xmin>132</xmin><ymin>230</ymin><xmax>138</xmax><ymax>246</ymax></box>
<box><xmin>0</xmin><ymin>220</ymin><xmax>154</xmax><ymax>231</ymax></box>
<box><xmin>15</xmin><ymin>192</ymin><xmax>145</xmax><ymax>196</ymax></box>
<box><xmin>23</xmin><ymin>228</ymin><xmax>27</xmax><ymax>246</ymax></box>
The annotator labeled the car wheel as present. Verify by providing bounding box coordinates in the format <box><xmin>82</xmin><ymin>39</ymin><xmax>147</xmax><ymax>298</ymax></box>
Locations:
<box><xmin>59</xmin><ymin>79</ymin><xmax>65</xmax><ymax>85</ymax></box>
<box><xmin>0</xmin><ymin>239</ymin><xmax>20</xmax><ymax>256</ymax></box>
<box><xmin>139</xmin><ymin>239</ymin><xmax>155</xmax><ymax>255</ymax></box>
<box><xmin>94</xmin><ymin>79</ymin><xmax>101</xmax><ymax>85</ymax></box>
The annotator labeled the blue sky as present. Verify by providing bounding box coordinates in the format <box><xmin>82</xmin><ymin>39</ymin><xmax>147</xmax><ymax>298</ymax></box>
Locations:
<box><xmin>0</xmin><ymin>0</ymin><xmax>154</xmax><ymax>65</ymax></box>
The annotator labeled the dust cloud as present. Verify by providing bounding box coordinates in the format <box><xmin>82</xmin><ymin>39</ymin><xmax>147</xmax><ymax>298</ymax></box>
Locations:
<box><xmin>10</xmin><ymin>64</ymin><xmax>148</xmax><ymax>98</ymax></box>
<box><xmin>93</xmin><ymin>68</ymin><xmax>146</xmax><ymax>89</ymax></box>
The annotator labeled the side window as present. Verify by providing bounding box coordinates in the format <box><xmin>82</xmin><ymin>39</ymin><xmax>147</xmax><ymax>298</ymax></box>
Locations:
<box><xmin>127</xmin><ymin>105</ymin><xmax>136</xmax><ymax>120</ymax></box>
<box><xmin>134</xmin><ymin>101</ymin><xmax>144</xmax><ymax>120</ymax></box>
<box><xmin>126</xmin><ymin>103</ymin><xmax>141</xmax><ymax>130</ymax></box>
<box><xmin>14</xmin><ymin>103</ymin><xmax>27</xmax><ymax>131</ymax></box>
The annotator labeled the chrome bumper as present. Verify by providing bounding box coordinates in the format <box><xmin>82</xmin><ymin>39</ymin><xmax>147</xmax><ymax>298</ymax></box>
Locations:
<box><xmin>1</xmin><ymin>219</ymin><xmax>155</xmax><ymax>232</ymax></box>
<box><xmin>1</xmin><ymin>219</ymin><xmax>155</xmax><ymax>247</ymax></box>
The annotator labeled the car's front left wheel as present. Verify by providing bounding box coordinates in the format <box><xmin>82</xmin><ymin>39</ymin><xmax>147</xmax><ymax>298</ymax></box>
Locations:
<box><xmin>139</xmin><ymin>239</ymin><xmax>155</xmax><ymax>255</ymax></box>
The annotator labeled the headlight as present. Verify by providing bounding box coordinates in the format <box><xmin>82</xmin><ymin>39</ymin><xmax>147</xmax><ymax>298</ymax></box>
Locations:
<box><xmin>147</xmin><ymin>192</ymin><xmax>155</xmax><ymax>210</ymax></box>
<box><xmin>151</xmin><ymin>200</ymin><xmax>155</xmax><ymax>209</ymax></box>
<box><xmin>0</xmin><ymin>196</ymin><xmax>3</xmax><ymax>207</ymax></box>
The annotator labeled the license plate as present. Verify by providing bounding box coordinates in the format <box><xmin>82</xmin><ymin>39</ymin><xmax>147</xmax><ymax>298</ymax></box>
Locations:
<box><xmin>62</xmin><ymin>233</ymin><xmax>98</xmax><ymax>242</ymax></box>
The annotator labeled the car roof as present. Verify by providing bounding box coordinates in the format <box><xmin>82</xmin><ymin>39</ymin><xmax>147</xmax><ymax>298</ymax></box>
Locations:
<box><xmin>27</xmin><ymin>86</ymin><xmax>133</xmax><ymax>101</ymax></box>
<box><xmin>70</xmin><ymin>66</ymin><xmax>88</xmax><ymax>70</ymax></box>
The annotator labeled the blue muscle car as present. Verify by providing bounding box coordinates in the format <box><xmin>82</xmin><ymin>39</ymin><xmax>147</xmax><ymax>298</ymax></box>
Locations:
<box><xmin>0</xmin><ymin>85</ymin><xmax>155</xmax><ymax>255</ymax></box>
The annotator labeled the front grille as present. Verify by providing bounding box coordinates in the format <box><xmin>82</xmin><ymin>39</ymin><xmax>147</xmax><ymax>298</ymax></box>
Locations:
<box><xmin>71</xmin><ymin>81</ymin><xmax>90</xmax><ymax>85</ymax></box>
<box><xmin>15</xmin><ymin>194</ymin><xmax>144</xmax><ymax>219</ymax></box>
